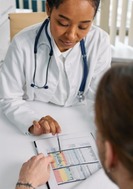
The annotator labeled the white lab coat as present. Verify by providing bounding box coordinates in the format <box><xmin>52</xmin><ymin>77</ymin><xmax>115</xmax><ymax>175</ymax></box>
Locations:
<box><xmin>0</xmin><ymin>21</ymin><xmax>111</xmax><ymax>134</ymax></box>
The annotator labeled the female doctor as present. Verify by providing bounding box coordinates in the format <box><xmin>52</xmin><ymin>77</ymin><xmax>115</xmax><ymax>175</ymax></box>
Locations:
<box><xmin>0</xmin><ymin>0</ymin><xmax>111</xmax><ymax>135</ymax></box>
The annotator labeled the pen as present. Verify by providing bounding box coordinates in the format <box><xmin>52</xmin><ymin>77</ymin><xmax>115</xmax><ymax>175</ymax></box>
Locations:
<box><xmin>57</xmin><ymin>134</ymin><xmax>61</xmax><ymax>153</ymax></box>
<box><xmin>34</xmin><ymin>142</ymin><xmax>50</xmax><ymax>189</ymax></box>
<box><xmin>46</xmin><ymin>181</ymin><xmax>50</xmax><ymax>189</ymax></box>
<box><xmin>34</xmin><ymin>141</ymin><xmax>38</xmax><ymax>154</ymax></box>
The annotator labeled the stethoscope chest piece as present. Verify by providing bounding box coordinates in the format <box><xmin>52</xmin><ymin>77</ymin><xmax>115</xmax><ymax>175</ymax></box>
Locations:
<box><xmin>77</xmin><ymin>91</ymin><xmax>85</xmax><ymax>102</ymax></box>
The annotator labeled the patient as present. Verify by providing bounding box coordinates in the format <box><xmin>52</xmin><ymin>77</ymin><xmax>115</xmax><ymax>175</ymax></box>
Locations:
<box><xmin>16</xmin><ymin>63</ymin><xmax>133</xmax><ymax>189</ymax></box>
<box><xmin>95</xmin><ymin>63</ymin><xmax>133</xmax><ymax>189</ymax></box>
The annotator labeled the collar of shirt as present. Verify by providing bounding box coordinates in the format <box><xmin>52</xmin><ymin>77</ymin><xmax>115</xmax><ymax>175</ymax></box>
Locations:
<box><xmin>49</xmin><ymin>33</ymin><xmax>72</xmax><ymax>105</ymax></box>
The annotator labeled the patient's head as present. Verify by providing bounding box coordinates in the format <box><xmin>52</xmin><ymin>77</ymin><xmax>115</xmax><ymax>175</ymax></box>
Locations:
<box><xmin>95</xmin><ymin>63</ymin><xmax>133</xmax><ymax>186</ymax></box>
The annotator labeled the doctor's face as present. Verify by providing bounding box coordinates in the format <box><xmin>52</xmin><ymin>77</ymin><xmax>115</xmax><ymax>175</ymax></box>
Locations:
<box><xmin>46</xmin><ymin>0</ymin><xmax>95</xmax><ymax>52</ymax></box>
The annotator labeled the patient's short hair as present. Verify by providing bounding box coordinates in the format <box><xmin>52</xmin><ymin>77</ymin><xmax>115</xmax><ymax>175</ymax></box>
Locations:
<box><xmin>95</xmin><ymin>63</ymin><xmax>133</xmax><ymax>175</ymax></box>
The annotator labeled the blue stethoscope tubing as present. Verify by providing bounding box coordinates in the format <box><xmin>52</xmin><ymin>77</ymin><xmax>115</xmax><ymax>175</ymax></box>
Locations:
<box><xmin>31</xmin><ymin>19</ymin><xmax>52</xmax><ymax>89</ymax></box>
<box><xmin>31</xmin><ymin>18</ymin><xmax>88</xmax><ymax>101</ymax></box>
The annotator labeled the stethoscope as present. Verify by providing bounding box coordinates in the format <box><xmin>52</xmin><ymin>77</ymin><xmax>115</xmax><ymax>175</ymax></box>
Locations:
<box><xmin>31</xmin><ymin>18</ymin><xmax>88</xmax><ymax>102</ymax></box>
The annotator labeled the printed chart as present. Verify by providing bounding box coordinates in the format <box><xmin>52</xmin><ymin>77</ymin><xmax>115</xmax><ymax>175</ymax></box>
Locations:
<box><xmin>49</xmin><ymin>146</ymin><xmax>100</xmax><ymax>185</ymax></box>
<box><xmin>34</xmin><ymin>132</ymin><xmax>101</xmax><ymax>188</ymax></box>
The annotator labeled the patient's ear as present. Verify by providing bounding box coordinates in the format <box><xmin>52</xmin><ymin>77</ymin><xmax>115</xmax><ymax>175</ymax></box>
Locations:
<box><xmin>104</xmin><ymin>141</ymin><xmax>117</xmax><ymax>171</ymax></box>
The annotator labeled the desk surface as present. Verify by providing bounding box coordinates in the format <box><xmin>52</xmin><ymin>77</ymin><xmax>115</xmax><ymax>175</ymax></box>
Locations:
<box><xmin>0</xmin><ymin>101</ymin><xmax>118</xmax><ymax>189</ymax></box>
<box><xmin>0</xmin><ymin>101</ymin><xmax>95</xmax><ymax>189</ymax></box>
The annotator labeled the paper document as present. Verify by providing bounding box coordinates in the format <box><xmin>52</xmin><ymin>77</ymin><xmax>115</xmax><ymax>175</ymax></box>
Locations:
<box><xmin>34</xmin><ymin>132</ymin><xmax>101</xmax><ymax>189</ymax></box>
<box><xmin>74</xmin><ymin>168</ymin><xmax>118</xmax><ymax>189</ymax></box>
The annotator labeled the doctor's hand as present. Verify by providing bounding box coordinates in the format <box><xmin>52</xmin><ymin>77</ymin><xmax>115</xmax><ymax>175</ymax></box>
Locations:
<box><xmin>29</xmin><ymin>115</ymin><xmax>61</xmax><ymax>136</ymax></box>
<box><xmin>16</xmin><ymin>153</ymin><xmax>54</xmax><ymax>189</ymax></box>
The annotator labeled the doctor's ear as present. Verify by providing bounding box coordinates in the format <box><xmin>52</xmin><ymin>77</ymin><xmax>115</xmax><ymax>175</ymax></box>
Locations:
<box><xmin>45</xmin><ymin>1</ymin><xmax>51</xmax><ymax>17</ymax></box>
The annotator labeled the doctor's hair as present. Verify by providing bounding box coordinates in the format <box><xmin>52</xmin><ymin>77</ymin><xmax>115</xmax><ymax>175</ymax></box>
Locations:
<box><xmin>95</xmin><ymin>63</ymin><xmax>133</xmax><ymax>175</ymax></box>
<box><xmin>46</xmin><ymin>0</ymin><xmax>100</xmax><ymax>16</ymax></box>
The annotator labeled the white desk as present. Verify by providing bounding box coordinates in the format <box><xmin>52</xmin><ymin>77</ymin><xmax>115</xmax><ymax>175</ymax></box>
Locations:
<box><xmin>0</xmin><ymin>101</ymin><xmax>118</xmax><ymax>189</ymax></box>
